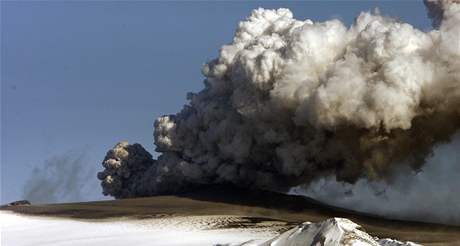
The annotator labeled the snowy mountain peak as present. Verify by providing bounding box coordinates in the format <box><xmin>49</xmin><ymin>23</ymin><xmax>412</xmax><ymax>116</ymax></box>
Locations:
<box><xmin>257</xmin><ymin>218</ymin><xmax>421</xmax><ymax>246</ymax></box>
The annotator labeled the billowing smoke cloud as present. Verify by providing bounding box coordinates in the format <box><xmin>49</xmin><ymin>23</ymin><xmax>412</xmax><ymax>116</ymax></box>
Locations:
<box><xmin>425</xmin><ymin>0</ymin><xmax>460</xmax><ymax>27</ymax></box>
<box><xmin>97</xmin><ymin>142</ymin><xmax>155</xmax><ymax>198</ymax></box>
<box><xmin>98</xmin><ymin>0</ymin><xmax>460</xmax><ymax>223</ymax></box>
<box><xmin>291</xmin><ymin>133</ymin><xmax>460</xmax><ymax>226</ymax></box>
<box><xmin>24</xmin><ymin>151</ymin><xmax>94</xmax><ymax>204</ymax></box>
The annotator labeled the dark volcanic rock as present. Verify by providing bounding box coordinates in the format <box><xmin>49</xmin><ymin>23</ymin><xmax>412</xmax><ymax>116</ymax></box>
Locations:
<box><xmin>1</xmin><ymin>200</ymin><xmax>31</xmax><ymax>208</ymax></box>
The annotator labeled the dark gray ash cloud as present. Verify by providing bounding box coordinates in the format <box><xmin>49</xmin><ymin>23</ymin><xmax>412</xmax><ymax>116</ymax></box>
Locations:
<box><xmin>97</xmin><ymin>0</ymin><xmax>460</xmax><ymax>225</ymax></box>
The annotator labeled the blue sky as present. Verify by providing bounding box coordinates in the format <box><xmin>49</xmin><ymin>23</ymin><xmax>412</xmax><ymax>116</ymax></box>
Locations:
<box><xmin>1</xmin><ymin>1</ymin><xmax>431</xmax><ymax>204</ymax></box>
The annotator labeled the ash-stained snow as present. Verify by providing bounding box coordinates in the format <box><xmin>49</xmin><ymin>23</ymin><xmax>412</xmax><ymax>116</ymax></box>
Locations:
<box><xmin>378</xmin><ymin>239</ymin><xmax>420</xmax><ymax>246</ymax></box>
<box><xmin>1</xmin><ymin>211</ymin><xmax>420</xmax><ymax>246</ymax></box>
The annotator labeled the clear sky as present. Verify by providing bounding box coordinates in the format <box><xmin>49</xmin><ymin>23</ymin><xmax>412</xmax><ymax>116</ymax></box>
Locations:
<box><xmin>1</xmin><ymin>1</ymin><xmax>432</xmax><ymax>204</ymax></box>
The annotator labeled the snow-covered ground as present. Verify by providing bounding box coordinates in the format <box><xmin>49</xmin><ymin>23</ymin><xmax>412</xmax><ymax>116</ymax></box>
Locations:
<box><xmin>0</xmin><ymin>211</ymin><xmax>276</xmax><ymax>246</ymax></box>
<box><xmin>0</xmin><ymin>211</ymin><xmax>421</xmax><ymax>246</ymax></box>
<box><xmin>260</xmin><ymin>218</ymin><xmax>420</xmax><ymax>246</ymax></box>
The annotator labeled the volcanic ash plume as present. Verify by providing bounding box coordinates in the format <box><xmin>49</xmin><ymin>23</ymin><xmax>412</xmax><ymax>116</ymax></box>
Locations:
<box><xmin>98</xmin><ymin>0</ymin><xmax>460</xmax><ymax>211</ymax></box>
<box><xmin>24</xmin><ymin>152</ymin><xmax>94</xmax><ymax>204</ymax></box>
<box><xmin>425</xmin><ymin>0</ymin><xmax>460</xmax><ymax>27</ymax></box>
<box><xmin>291</xmin><ymin>133</ymin><xmax>460</xmax><ymax>225</ymax></box>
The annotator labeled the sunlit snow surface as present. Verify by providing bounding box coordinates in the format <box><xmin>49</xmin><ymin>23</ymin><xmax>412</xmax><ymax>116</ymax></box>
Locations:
<box><xmin>260</xmin><ymin>218</ymin><xmax>420</xmax><ymax>246</ymax></box>
<box><xmin>0</xmin><ymin>211</ymin><xmax>420</xmax><ymax>246</ymax></box>
<box><xmin>0</xmin><ymin>211</ymin><xmax>275</xmax><ymax>246</ymax></box>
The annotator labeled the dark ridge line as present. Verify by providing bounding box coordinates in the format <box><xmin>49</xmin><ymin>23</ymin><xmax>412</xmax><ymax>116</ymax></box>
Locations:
<box><xmin>1</xmin><ymin>184</ymin><xmax>459</xmax><ymax>231</ymax></box>
<box><xmin>174</xmin><ymin>184</ymin><xmax>460</xmax><ymax>229</ymax></box>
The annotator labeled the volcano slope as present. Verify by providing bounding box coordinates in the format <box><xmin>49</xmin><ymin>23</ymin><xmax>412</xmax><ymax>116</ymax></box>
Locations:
<box><xmin>2</xmin><ymin>186</ymin><xmax>459</xmax><ymax>245</ymax></box>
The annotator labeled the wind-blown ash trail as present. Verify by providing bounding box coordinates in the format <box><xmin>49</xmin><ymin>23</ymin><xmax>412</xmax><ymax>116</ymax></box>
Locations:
<box><xmin>291</xmin><ymin>133</ymin><xmax>460</xmax><ymax>225</ymax></box>
<box><xmin>24</xmin><ymin>151</ymin><xmax>94</xmax><ymax>204</ymax></box>
<box><xmin>97</xmin><ymin>0</ymin><xmax>460</xmax><ymax>224</ymax></box>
